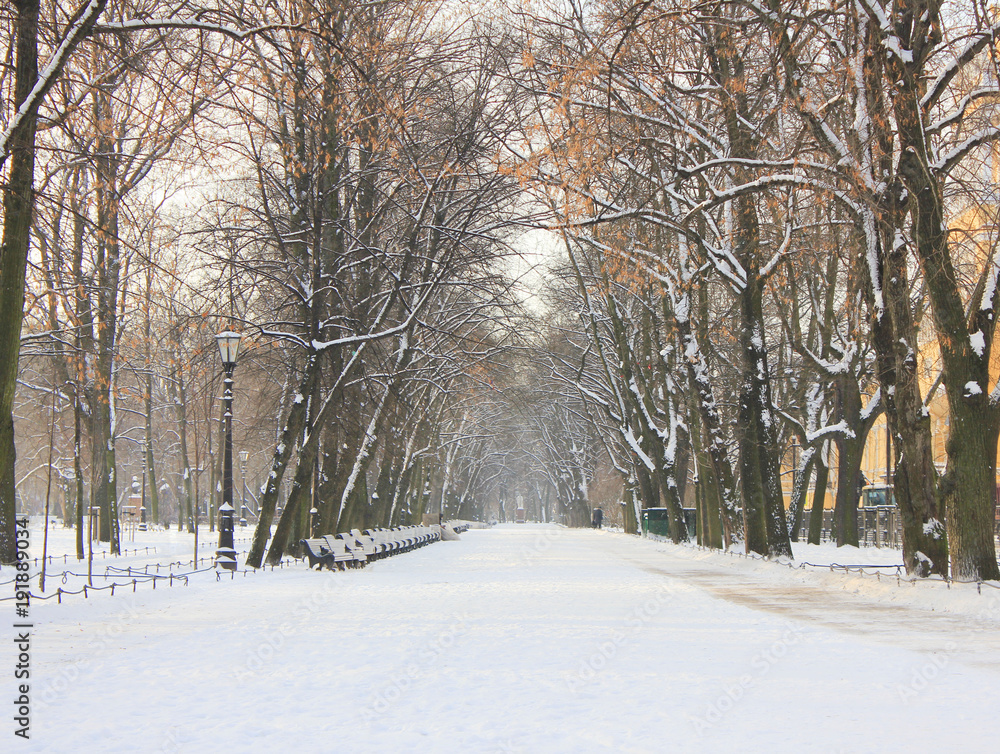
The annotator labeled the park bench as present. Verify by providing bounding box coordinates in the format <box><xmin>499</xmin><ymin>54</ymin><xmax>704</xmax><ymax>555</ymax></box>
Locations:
<box><xmin>410</xmin><ymin>526</ymin><xmax>427</xmax><ymax>547</ymax></box>
<box><xmin>315</xmin><ymin>534</ymin><xmax>365</xmax><ymax>568</ymax></box>
<box><xmin>330</xmin><ymin>533</ymin><xmax>368</xmax><ymax>566</ymax></box>
<box><xmin>303</xmin><ymin>522</ymin><xmax>455</xmax><ymax>572</ymax></box>
<box><xmin>350</xmin><ymin>529</ymin><xmax>380</xmax><ymax>559</ymax></box>
<box><xmin>399</xmin><ymin>525</ymin><xmax>416</xmax><ymax>547</ymax></box>
<box><xmin>300</xmin><ymin>537</ymin><xmax>360</xmax><ymax>570</ymax></box>
<box><xmin>392</xmin><ymin>526</ymin><xmax>417</xmax><ymax>551</ymax></box>
<box><xmin>301</xmin><ymin>538</ymin><xmax>334</xmax><ymax>570</ymax></box>
<box><xmin>365</xmin><ymin>528</ymin><xmax>400</xmax><ymax>556</ymax></box>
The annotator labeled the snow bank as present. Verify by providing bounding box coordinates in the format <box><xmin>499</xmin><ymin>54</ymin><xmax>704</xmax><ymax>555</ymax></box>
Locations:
<box><xmin>6</xmin><ymin>522</ymin><xmax>999</xmax><ymax>753</ymax></box>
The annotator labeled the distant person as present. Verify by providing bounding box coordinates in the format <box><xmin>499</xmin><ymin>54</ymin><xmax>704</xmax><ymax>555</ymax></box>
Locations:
<box><xmin>592</xmin><ymin>508</ymin><xmax>603</xmax><ymax>529</ymax></box>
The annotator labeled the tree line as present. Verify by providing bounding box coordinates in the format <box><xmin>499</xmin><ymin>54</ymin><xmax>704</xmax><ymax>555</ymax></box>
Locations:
<box><xmin>3</xmin><ymin>0</ymin><xmax>1000</xmax><ymax>580</ymax></box>
<box><xmin>515</xmin><ymin>0</ymin><xmax>1000</xmax><ymax>580</ymax></box>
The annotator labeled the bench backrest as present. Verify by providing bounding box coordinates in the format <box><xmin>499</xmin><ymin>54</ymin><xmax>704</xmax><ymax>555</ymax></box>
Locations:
<box><xmin>366</xmin><ymin>529</ymin><xmax>396</xmax><ymax>550</ymax></box>
<box><xmin>349</xmin><ymin>529</ymin><xmax>377</xmax><ymax>556</ymax></box>
<box><xmin>334</xmin><ymin>532</ymin><xmax>368</xmax><ymax>560</ymax></box>
<box><xmin>302</xmin><ymin>538</ymin><xmax>329</xmax><ymax>556</ymax></box>
<box><xmin>321</xmin><ymin>535</ymin><xmax>352</xmax><ymax>559</ymax></box>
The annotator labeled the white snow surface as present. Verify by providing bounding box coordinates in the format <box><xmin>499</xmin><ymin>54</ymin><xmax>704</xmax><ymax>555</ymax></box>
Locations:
<box><xmin>8</xmin><ymin>523</ymin><xmax>1000</xmax><ymax>753</ymax></box>
<box><xmin>970</xmin><ymin>330</ymin><xmax>986</xmax><ymax>357</ymax></box>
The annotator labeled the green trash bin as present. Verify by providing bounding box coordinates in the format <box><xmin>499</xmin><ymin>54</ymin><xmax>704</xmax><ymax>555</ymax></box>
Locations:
<box><xmin>642</xmin><ymin>507</ymin><xmax>696</xmax><ymax>538</ymax></box>
<box><xmin>642</xmin><ymin>508</ymin><xmax>672</xmax><ymax>537</ymax></box>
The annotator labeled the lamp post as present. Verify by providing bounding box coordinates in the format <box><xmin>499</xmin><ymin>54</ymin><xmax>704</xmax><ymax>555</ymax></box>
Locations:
<box><xmin>239</xmin><ymin>449</ymin><xmax>249</xmax><ymax>526</ymax></box>
<box><xmin>140</xmin><ymin>440</ymin><xmax>148</xmax><ymax>531</ymax></box>
<box><xmin>215</xmin><ymin>330</ymin><xmax>243</xmax><ymax>570</ymax></box>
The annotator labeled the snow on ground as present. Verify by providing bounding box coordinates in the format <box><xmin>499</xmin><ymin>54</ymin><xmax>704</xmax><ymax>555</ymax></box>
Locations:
<box><xmin>6</xmin><ymin>522</ymin><xmax>1000</xmax><ymax>753</ymax></box>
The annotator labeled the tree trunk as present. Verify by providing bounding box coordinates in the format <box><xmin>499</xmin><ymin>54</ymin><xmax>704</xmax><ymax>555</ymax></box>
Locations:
<box><xmin>333</xmin><ymin>352</ymin><xmax>409</xmax><ymax>531</ymax></box>
<box><xmin>0</xmin><ymin>0</ymin><xmax>40</xmax><ymax>563</ymax></box>
<box><xmin>407</xmin><ymin>459</ymin><xmax>430</xmax><ymax>525</ymax></box>
<box><xmin>678</xmin><ymin>303</ymin><xmax>738</xmax><ymax>548</ymax></box>
<box><xmin>832</xmin><ymin>375</ymin><xmax>870</xmax><ymax>548</ymax></box>
<box><xmin>144</xmin><ymin>395</ymin><xmax>159</xmax><ymax>527</ymax></box>
<box><xmin>786</xmin><ymin>446</ymin><xmax>816</xmax><ymax>543</ymax></box>
<box><xmin>737</xmin><ymin>275</ymin><xmax>792</xmax><ymax>558</ymax></box>
<box><xmin>605</xmin><ymin>290</ymin><xmax>687</xmax><ymax>541</ymax></box>
<box><xmin>896</xmin><ymin>120</ymin><xmax>998</xmax><ymax>580</ymax></box>
<box><xmin>941</xmin><ymin>408</ymin><xmax>1000</xmax><ymax>580</ymax></box>
<box><xmin>620</xmin><ymin>477</ymin><xmax>637</xmax><ymax>535</ymax></box>
<box><xmin>246</xmin><ymin>361</ymin><xmax>319</xmax><ymax>568</ymax></box>
<box><xmin>832</xmin><ymin>434</ymin><xmax>862</xmax><ymax>548</ymax></box>
<box><xmin>881</xmin><ymin>0</ymin><xmax>993</xmax><ymax>578</ymax></box>
<box><xmin>265</xmin><ymin>437</ymin><xmax>318</xmax><ymax>565</ymax></box>
<box><xmin>693</xmin><ymin>442</ymin><xmax>724</xmax><ymax>550</ymax></box>
<box><xmin>807</xmin><ymin>446</ymin><xmax>829</xmax><ymax>545</ymax></box>
<box><xmin>74</xmin><ymin>385</ymin><xmax>84</xmax><ymax>559</ymax></box>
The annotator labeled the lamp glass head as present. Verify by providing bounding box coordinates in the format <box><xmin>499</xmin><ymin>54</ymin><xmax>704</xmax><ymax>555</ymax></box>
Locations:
<box><xmin>215</xmin><ymin>331</ymin><xmax>243</xmax><ymax>366</ymax></box>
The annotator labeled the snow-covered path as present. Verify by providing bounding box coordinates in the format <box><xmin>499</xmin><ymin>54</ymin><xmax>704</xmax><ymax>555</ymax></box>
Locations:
<box><xmin>18</xmin><ymin>525</ymin><xmax>1000</xmax><ymax>753</ymax></box>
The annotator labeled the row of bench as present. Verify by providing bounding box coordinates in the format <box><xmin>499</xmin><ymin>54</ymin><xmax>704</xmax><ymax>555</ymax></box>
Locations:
<box><xmin>300</xmin><ymin>525</ymin><xmax>445</xmax><ymax>570</ymax></box>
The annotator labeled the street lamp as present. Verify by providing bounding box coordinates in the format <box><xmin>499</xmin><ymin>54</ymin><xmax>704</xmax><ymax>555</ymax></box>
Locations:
<box><xmin>239</xmin><ymin>449</ymin><xmax>249</xmax><ymax>526</ymax></box>
<box><xmin>215</xmin><ymin>330</ymin><xmax>243</xmax><ymax>570</ymax></box>
<box><xmin>139</xmin><ymin>440</ymin><xmax>148</xmax><ymax>531</ymax></box>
